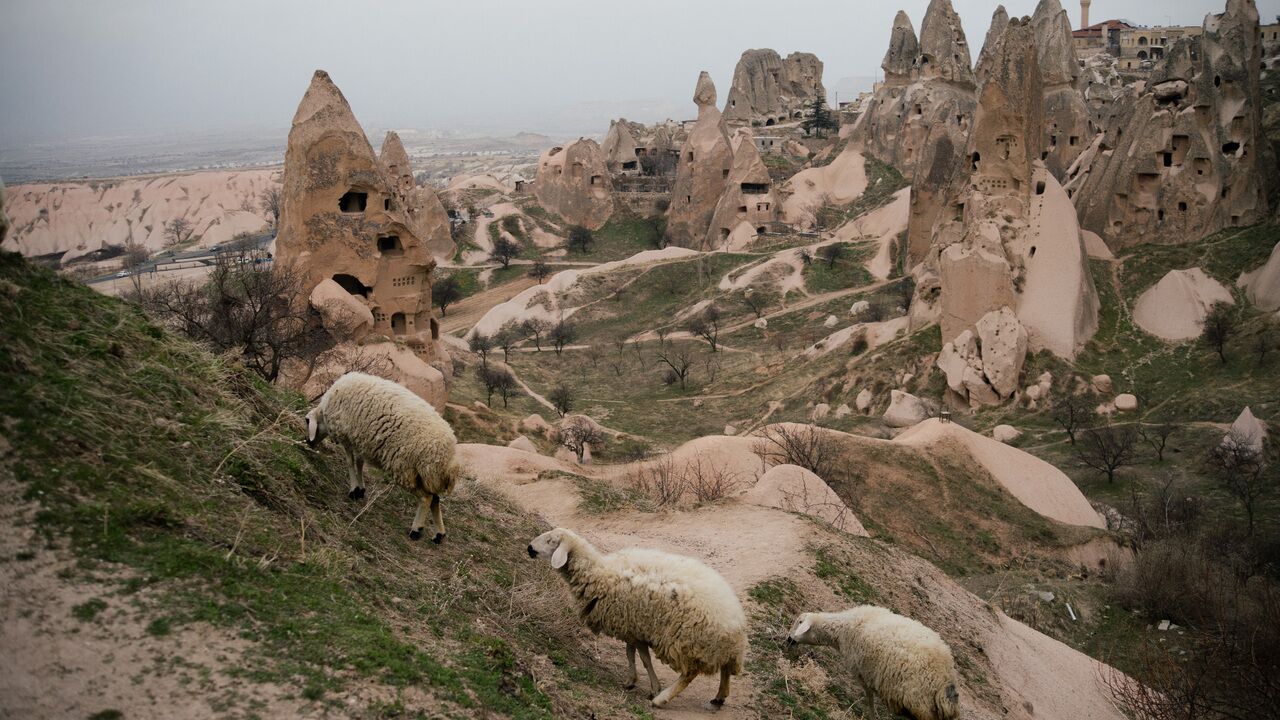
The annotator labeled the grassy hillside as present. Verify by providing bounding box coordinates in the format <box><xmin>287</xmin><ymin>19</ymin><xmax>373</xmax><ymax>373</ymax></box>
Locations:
<box><xmin>0</xmin><ymin>251</ymin><xmax>655</xmax><ymax>718</ymax></box>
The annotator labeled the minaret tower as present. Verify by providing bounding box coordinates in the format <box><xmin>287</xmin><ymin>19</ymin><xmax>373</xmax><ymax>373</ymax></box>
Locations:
<box><xmin>1080</xmin><ymin>0</ymin><xmax>1091</xmax><ymax>29</ymax></box>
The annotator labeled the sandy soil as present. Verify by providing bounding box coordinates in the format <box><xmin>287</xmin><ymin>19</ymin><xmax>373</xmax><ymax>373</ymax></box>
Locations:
<box><xmin>780</xmin><ymin>143</ymin><xmax>868</xmax><ymax>229</ymax></box>
<box><xmin>834</xmin><ymin>187</ymin><xmax>911</xmax><ymax>280</ymax></box>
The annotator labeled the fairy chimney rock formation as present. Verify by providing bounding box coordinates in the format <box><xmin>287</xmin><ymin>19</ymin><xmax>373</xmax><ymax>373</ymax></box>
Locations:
<box><xmin>275</xmin><ymin>70</ymin><xmax>447</xmax><ymax>407</ymax></box>
<box><xmin>601</xmin><ymin>119</ymin><xmax>645</xmax><ymax>173</ymax></box>
<box><xmin>708</xmin><ymin>128</ymin><xmax>781</xmax><ymax>249</ymax></box>
<box><xmin>1067</xmin><ymin>0</ymin><xmax>1274</xmax><ymax>250</ymax></box>
<box><xmin>1030</xmin><ymin>0</ymin><xmax>1090</xmax><ymax>177</ymax></box>
<box><xmin>723</xmin><ymin>50</ymin><xmax>825</xmax><ymax>126</ymax></box>
<box><xmin>918</xmin><ymin>0</ymin><xmax>975</xmax><ymax>85</ymax></box>
<box><xmin>534</xmin><ymin>138</ymin><xmax>615</xmax><ymax>231</ymax></box>
<box><xmin>380</xmin><ymin>132</ymin><xmax>454</xmax><ymax>261</ymax></box>
<box><xmin>667</xmin><ymin>72</ymin><xmax>734</xmax><ymax>249</ymax></box>
<box><xmin>883</xmin><ymin>12</ymin><xmax>921</xmax><ymax>84</ymax></box>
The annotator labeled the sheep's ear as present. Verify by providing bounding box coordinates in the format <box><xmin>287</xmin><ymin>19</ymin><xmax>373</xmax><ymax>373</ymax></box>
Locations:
<box><xmin>551</xmin><ymin>542</ymin><xmax>570</xmax><ymax>569</ymax></box>
<box><xmin>306</xmin><ymin>412</ymin><xmax>318</xmax><ymax>442</ymax></box>
<box><xmin>794</xmin><ymin>617</ymin><xmax>813</xmax><ymax>637</ymax></box>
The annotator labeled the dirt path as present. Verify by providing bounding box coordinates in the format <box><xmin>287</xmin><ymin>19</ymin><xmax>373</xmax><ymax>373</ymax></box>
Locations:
<box><xmin>440</xmin><ymin>277</ymin><xmax>540</xmax><ymax>334</ymax></box>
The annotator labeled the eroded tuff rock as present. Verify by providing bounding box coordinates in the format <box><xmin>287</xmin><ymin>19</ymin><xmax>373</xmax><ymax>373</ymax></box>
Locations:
<box><xmin>1031</xmin><ymin>0</ymin><xmax>1091</xmax><ymax>177</ymax></box>
<box><xmin>601</xmin><ymin>119</ymin><xmax>645</xmax><ymax>172</ymax></box>
<box><xmin>275</xmin><ymin>70</ymin><xmax>447</xmax><ymax>407</ymax></box>
<box><xmin>854</xmin><ymin>1</ymin><xmax>977</xmax><ymax>266</ymax></box>
<box><xmin>723</xmin><ymin>49</ymin><xmax>825</xmax><ymax>126</ymax></box>
<box><xmin>667</xmin><ymin>72</ymin><xmax>734</xmax><ymax>249</ymax></box>
<box><xmin>1239</xmin><ymin>239</ymin><xmax>1280</xmax><ymax>311</ymax></box>
<box><xmin>380</xmin><ymin>132</ymin><xmax>453</xmax><ymax>261</ymax></box>
<box><xmin>1067</xmin><ymin>0</ymin><xmax>1275</xmax><ymax>250</ymax></box>
<box><xmin>917</xmin><ymin>18</ymin><xmax>1098</xmax><ymax>401</ymax></box>
<box><xmin>534</xmin><ymin>138</ymin><xmax>614</xmax><ymax>231</ymax></box>
<box><xmin>707</xmin><ymin>129</ymin><xmax>780</xmax><ymax>249</ymax></box>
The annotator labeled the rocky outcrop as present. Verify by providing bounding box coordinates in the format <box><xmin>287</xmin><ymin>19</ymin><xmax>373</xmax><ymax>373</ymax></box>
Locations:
<box><xmin>1067</xmin><ymin>0</ymin><xmax>1275</xmax><ymax>250</ymax></box>
<box><xmin>1226</xmin><ymin>406</ymin><xmax>1268</xmax><ymax>452</ymax></box>
<box><xmin>722</xmin><ymin>50</ymin><xmax>825</xmax><ymax>126</ymax></box>
<box><xmin>917</xmin><ymin>18</ymin><xmax>1098</xmax><ymax>367</ymax></box>
<box><xmin>667</xmin><ymin>72</ymin><xmax>734</xmax><ymax>249</ymax></box>
<box><xmin>707</xmin><ymin>129</ymin><xmax>780</xmax><ymax>249</ymax></box>
<box><xmin>938</xmin><ymin>306</ymin><xmax>1027</xmax><ymax>407</ymax></box>
<box><xmin>1239</xmin><ymin>239</ymin><xmax>1280</xmax><ymax>311</ymax></box>
<box><xmin>884</xmin><ymin>389</ymin><xmax>933</xmax><ymax>427</ymax></box>
<box><xmin>854</xmin><ymin>1</ymin><xmax>977</xmax><ymax>265</ymax></box>
<box><xmin>380</xmin><ymin>132</ymin><xmax>454</xmax><ymax>261</ymax></box>
<box><xmin>1031</xmin><ymin>0</ymin><xmax>1091</xmax><ymax>178</ymax></box>
<box><xmin>275</xmin><ymin>70</ymin><xmax>447</xmax><ymax>407</ymax></box>
<box><xmin>1134</xmin><ymin>268</ymin><xmax>1235</xmax><ymax>340</ymax></box>
<box><xmin>534</xmin><ymin>138</ymin><xmax>614</xmax><ymax>231</ymax></box>
<box><xmin>601</xmin><ymin>119</ymin><xmax>645</xmax><ymax>173</ymax></box>
<box><xmin>1077</xmin><ymin>52</ymin><xmax>1127</xmax><ymax>128</ymax></box>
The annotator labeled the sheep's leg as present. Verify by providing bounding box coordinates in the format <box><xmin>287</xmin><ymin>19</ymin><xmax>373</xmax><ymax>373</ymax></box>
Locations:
<box><xmin>624</xmin><ymin>643</ymin><xmax>638</xmax><ymax>689</ymax></box>
<box><xmin>861</xmin><ymin>682</ymin><xmax>878</xmax><ymax>720</ymax></box>
<box><xmin>652</xmin><ymin>671</ymin><xmax>697</xmax><ymax>708</ymax></box>
<box><xmin>429</xmin><ymin>493</ymin><xmax>445</xmax><ymax>544</ymax></box>
<box><xmin>636</xmin><ymin>643</ymin><xmax>661</xmax><ymax>698</ymax></box>
<box><xmin>346</xmin><ymin>450</ymin><xmax>365</xmax><ymax>500</ymax></box>
<box><xmin>408</xmin><ymin>494</ymin><xmax>429</xmax><ymax>541</ymax></box>
<box><xmin>705</xmin><ymin>665</ymin><xmax>731</xmax><ymax>708</ymax></box>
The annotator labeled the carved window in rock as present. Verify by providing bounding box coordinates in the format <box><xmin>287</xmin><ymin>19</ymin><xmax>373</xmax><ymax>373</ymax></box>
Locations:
<box><xmin>430</xmin><ymin>318</ymin><xmax>439</xmax><ymax>340</ymax></box>
<box><xmin>391</xmin><ymin>275</ymin><xmax>419</xmax><ymax>288</ymax></box>
<box><xmin>339</xmin><ymin>191</ymin><xmax>368</xmax><ymax>213</ymax></box>
<box><xmin>391</xmin><ymin>312</ymin><xmax>407</xmax><ymax>335</ymax></box>
<box><xmin>741</xmin><ymin>183</ymin><xmax>769</xmax><ymax>195</ymax></box>
<box><xmin>372</xmin><ymin>309</ymin><xmax>387</xmax><ymax>324</ymax></box>
<box><xmin>378</xmin><ymin>235</ymin><xmax>403</xmax><ymax>255</ymax></box>
<box><xmin>720</xmin><ymin>227</ymin><xmax>731</xmax><ymax>241</ymax></box>
<box><xmin>590</xmin><ymin>175</ymin><xmax>602</xmax><ymax>186</ymax></box>
<box><xmin>995</xmin><ymin>135</ymin><xmax>1017</xmax><ymax>161</ymax></box>
<box><xmin>332</xmin><ymin>274</ymin><xmax>371</xmax><ymax>298</ymax></box>
<box><xmin>756</xmin><ymin>202</ymin><xmax>770</xmax><ymax>212</ymax></box>
<box><xmin>622</xmin><ymin>161</ymin><xmax>638</xmax><ymax>170</ymax></box>
<box><xmin>756</xmin><ymin>226</ymin><xmax>766</xmax><ymax>235</ymax></box>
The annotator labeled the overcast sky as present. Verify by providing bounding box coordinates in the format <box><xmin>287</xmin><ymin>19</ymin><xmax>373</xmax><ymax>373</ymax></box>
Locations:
<box><xmin>2</xmin><ymin>0</ymin><xmax>1276</xmax><ymax>148</ymax></box>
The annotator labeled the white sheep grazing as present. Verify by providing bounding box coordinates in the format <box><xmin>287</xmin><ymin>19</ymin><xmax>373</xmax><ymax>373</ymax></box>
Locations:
<box><xmin>787</xmin><ymin>606</ymin><xmax>960</xmax><ymax>720</ymax></box>
<box><xmin>527</xmin><ymin>528</ymin><xmax>747</xmax><ymax>708</ymax></box>
<box><xmin>305</xmin><ymin>372</ymin><xmax>463</xmax><ymax>543</ymax></box>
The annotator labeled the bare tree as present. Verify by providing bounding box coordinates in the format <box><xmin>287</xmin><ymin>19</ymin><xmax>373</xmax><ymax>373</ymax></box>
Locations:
<box><xmin>1139</xmin><ymin>421</ymin><xmax>1179</xmax><ymax>462</ymax></box>
<box><xmin>550</xmin><ymin>320</ymin><xmax>577</xmax><ymax>355</ymax></box>
<box><xmin>752</xmin><ymin>423</ymin><xmax>842</xmax><ymax>480</ymax></box>
<box><xmin>654</xmin><ymin>345</ymin><xmax>695</xmax><ymax>389</ymax></box>
<box><xmin>1208</xmin><ymin>430</ymin><xmax>1272</xmax><ymax>537</ymax></box>
<box><xmin>655</xmin><ymin>326</ymin><xmax>670</xmax><ymax>347</ymax></box>
<box><xmin>163</xmin><ymin>217</ymin><xmax>195</xmax><ymax>249</ymax></box>
<box><xmin>468</xmin><ymin>332</ymin><xmax>493</xmax><ymax>368</ymax></box>
<box><xmin>529</xmin><ymin>260</ymin><xmax>553</xmax><ymax>284</ymax></box>
<box><xmin>1076</xmin><ymin>424</ymin><xmax>1139</xmax><ymax>483</ymax></box>
<box><xmin>740</xmin><ymin>285</ymin><xmax>777</xmax><ymax>319</ymax></box>
<box><xmin>1201</xmin><ymin>301</ymin><xmax>1237</xmax><ymax>365</ymax></box>
<box><xmin>686</xmin><ymin>305</ymin><xmax>722</xmax><ymax>352</ymax></box>
<box><xmin>490</xmin><ymin>236</ymin><xmax>520</xmax><ymax>268</ymax></box>
<box><xmin>521</xmin><ymin>318</ymin><xmax>550</xmax><ymax>351</ymax></box>
<box><xmin>1052</xmin><ymin>392</ymin><xmax>1091</xmax><ymax>444</ymax></box>
<box><xmin>494</xmin><ymin>319</ymin><xmax>527</xmax><ymax>361</ymax></box>
<box><xmin>701</xmin><ymin>352</ymin><xmax>722</xmax><ymax>385</ymax></box>
<box><xmin>138</xmin><ymin>256</ymin><xmax>316</xmax><ymax>382</ymax></box>
<box><xmin>556</xmin><ymin>416</ymin><xmax>605</xmax><ymax>463</ymax></box>
<box><xmin>478</xmin><ymin>364</ymin><xmax>518</xmax><ymax>407</ymax></box>
<box><xmin>1254</xmin><ymin>327</ymin><xmax>1274</xmax><ymax>366</ymax></box>
<box><xmin>259</xmin><ymin>185</ymin><xmax>282</xmax><ymax>227</ymax></box>
<box><xmin>548</xmin><ymin>384</ymin><xmax>575</xmax><ymax>416</ymax></box>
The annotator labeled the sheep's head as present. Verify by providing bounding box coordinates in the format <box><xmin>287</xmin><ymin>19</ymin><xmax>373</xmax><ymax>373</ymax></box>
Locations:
<box><xmin>786</xmin><ymin>612</ymin><xmax>833</xmax><ymax>648</ymax></box>
<box><xmin>304</xmin><ymin>407</ymin><xmax>328</xmax><ymax>448</ymax></box>
<box><xmin>527</xmin><ymin>528</ymin><xmax>577</xmax><ymax>569</ymax></box>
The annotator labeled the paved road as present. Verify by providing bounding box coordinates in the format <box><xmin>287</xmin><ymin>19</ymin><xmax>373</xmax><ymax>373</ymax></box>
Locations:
<box><xmin>87</xmin><ymin>232</ymin><xmax>274</xmax><ymax>285</ymax></box>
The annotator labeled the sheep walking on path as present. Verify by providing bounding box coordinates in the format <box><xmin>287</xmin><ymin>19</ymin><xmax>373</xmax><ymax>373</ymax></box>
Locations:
<box><xmin>305</xmin><ymin>372</ymin><xmax>463</xmax><ymax>543</ymax></box>
<box><xmin>787</xmin><ymin>606</ymin><xmax>960</xmax><ymax>720</ymax></box>
<box><xmin>527</xmin><ymin>528</ymin><xmax>747</xmax><ymax>709</ymax></box>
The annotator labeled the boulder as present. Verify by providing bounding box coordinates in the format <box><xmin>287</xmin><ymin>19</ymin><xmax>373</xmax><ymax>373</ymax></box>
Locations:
<box><xmin>884</xmin><ymin>389</ymin><xmax>932</xmax><ymax>427</ymax></box>
<box><xmin>1114</xmin><ymin>393</ymin><xmax>1138</xmax><ymax>412</ymax></box>
<box><xmin>309</xmin><ymin>278</ymin><xmax>375</xmax><ymax>340</ymax></box>
<box><xmin>724</xmin><ymin>424</ymin><xmax>738</xmax><ymax>436</ymax></box>
<box><xmin>753</xmin><ymin>317</ymin><xmax>768</xmax><ymax>329</ymax></box>
<box><xmin>507</xmin><ymin>435</ymin><xmax>539</xmax><ymax>453</ymax></box>
<box><xmin>856</xmin><ymin>388</ymin><xmax>874</xmax><ymax>412</ymax></box>
<box><xmin>1091</xmin><ymin>374</ymin><xmax>1113</xmax><ymax>394</ymax></box>
<box><xmin>1134</xmin><ymin>268</ymin><xmax>1235</xmax><ymax>341</ymax></box>
<box><xmin>850</xmin><ymin>300</ymin><xmax>871</xmax><ymax>316</ymax></box>
<box><xmin>835</xmin><ymin>404</ymin><xmax>852</xmax><ymax>418</ymax></box>
<box><xmin>360</xmin><ymin>343</ymin><xmax>448</xmax><ymax>411</ymax></box>
<box><xmin>811</xmin><ymin>403</ymin><xmax>831</xmax><ymax>421</ymax></box>
<box><xmin>993</xmin><ymin>424</ymin><xmax>1022</xmax><ymax>443</ymax></box>
<box><xmin>534</xmin><ymin>138</ymin><xmax>615</xmax><ymax>230</ymax></box>
<box><xmin>823</xmin><ymin>314</ymin><xmax>838</xmax><ymax>328</ymax></box>
<box><xmin>976</xmin><ymin>307</ymin><xmax>1028</xmax><ymax>398</ymax></box>
<box><xmin>521</xmin><ymin>413</ymin><xmax>553</xmax><ymax>438</ymax></box>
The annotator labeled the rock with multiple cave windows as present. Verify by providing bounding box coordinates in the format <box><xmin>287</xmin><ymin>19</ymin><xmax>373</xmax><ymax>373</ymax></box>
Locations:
<box><xmin>379</xmin><ymin>131</ymin><xmax>454</xmax><ymax>261</ymax></box>
<box><xmin>274</xmin><ymin>69</ymin><xmax>448</xmax><ymax>408</ymax></box>
<box><xmin>721</xmin><ymin>48</ymin><xmax>825</xmax><ymax>127</ymax></box>
<box><xmin>708</xmin><ymin>128</ymin><xmax>780</xmax><ymax>250</ymax></box>
<box><xmin>533</xmin><ymin>137</ymin><xmax>615</xmax><ymax>230</ymax></box>
<box><xmin>667</xmin><ymin>71</ymin><xmax>735</xmax><ymax>249</ymax></box>
<box><xmin>1066</xmin><ymin>0</ymin><xmax>1275</xmax><ymax>250</ymax></box>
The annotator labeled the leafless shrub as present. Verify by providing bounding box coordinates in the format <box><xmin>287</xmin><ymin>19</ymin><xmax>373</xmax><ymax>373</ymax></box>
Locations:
<box><xmin>1076</xmin><ymin>423</ymin><xmax>1139</xmax><ymax>482</ymax></box>
<box><xmin>682</xmin><ymin>454</ymin><xmax>743</xmax><ymax>503</ymax></box>
<box><xmin>303</xmin><ymin>344</ymin><xmax>393</xmax><ymax>401</ymax></box>
<box><xmin>654</xmin><ymin>345</ymin><xmax>694</xmax><ymax>389</ymax></box>
<box><xmin>627</xmin><ymin>455</ymin><xmax>687</xmax><ymax>507</ymax></box>
<box><xmin>752</xmin><ymin>423</ymin><xmax>841</xmax><ymax>480</ymax></box>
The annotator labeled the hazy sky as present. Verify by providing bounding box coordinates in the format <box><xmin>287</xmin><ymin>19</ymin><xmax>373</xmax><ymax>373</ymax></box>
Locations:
<box><xmin>2</xmin><ymin>0</ymin><xmax>1277</xmax><ymax>147</ymax></box>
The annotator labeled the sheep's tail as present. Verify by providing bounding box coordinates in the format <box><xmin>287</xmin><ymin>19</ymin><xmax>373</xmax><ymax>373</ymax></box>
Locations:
<box><xmin>935</xmin><ymin>682</ymin><xmax>960</xmax><ymax>719</ymax></box>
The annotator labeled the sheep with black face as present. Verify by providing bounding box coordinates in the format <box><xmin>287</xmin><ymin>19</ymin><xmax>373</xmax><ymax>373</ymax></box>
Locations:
<box><xmin>305</xmin><ymin>372</ymin><xmax>463</xmax><ymax>542</ymax></box>
<box><xmin>528</xmin><ymin>528</ymin><xmax>747</xmax><ymax>709</ymax></box>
